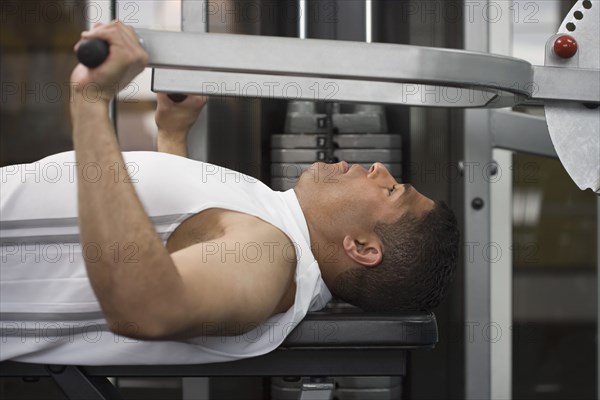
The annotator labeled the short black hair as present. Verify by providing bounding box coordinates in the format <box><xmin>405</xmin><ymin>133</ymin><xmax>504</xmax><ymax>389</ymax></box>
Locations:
<box><xmin>331</xmin><ymin>201</ymin><xmax>459</xmax><ymax>312</ymax></box>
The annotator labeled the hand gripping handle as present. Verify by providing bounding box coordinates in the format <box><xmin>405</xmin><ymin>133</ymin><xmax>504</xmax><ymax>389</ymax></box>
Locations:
<box><xmin>76</xmin><ymin>38</ymin><xmax>187</xmax><ymax>102</ymax></box>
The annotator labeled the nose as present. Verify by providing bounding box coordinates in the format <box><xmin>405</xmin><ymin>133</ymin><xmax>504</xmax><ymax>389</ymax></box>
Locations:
<box><xmin>368</xmin><ymin>162</ymin><xmax>392</xmax><ymax>178</ymax></box>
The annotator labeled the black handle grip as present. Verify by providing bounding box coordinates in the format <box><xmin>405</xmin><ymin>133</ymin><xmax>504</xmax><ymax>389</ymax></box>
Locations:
<box><xmin>77</xmin><ymin>39</ymin><xmax>109</xmax><ymax>68</ymax></box>
<box><xmin>167</xmin><ymin>94</ymin><xmax>188</xmax><ymax>103</ymax></box>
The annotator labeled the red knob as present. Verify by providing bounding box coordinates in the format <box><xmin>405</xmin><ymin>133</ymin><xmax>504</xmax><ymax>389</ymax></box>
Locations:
<box><xmin>553</xmin><ymin>35</ymin><xmax>578</xmax><ymax>58</ymax></box>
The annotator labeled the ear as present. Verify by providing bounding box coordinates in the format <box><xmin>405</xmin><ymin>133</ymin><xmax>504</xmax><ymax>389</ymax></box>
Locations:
<box><xmin>342</xmin><ymin>235</ymin><xmax>382</xmax><ymax>267</ymax></box>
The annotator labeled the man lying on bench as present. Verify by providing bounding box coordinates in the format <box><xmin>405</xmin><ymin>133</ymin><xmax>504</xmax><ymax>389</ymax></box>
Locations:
<box><xmin>0</xmin><ymin>21</ymin><xmax>458</xmax><ymax>365</ymax></box>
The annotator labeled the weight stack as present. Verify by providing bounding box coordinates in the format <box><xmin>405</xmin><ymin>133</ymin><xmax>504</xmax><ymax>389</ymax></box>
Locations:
<box><xmin>271</xmin><ymin>377</ymin><xmax>402</xmax><ymax>400</ymax></box>
<box><xmin>270</xmin><ymin>101</ymin><xmax>402</xmax><ymax>192</ymax></box>
<box><xmin>270</xmin><ymin>101</ymin><xmax>403</xmax><ymax>400</ymax></box>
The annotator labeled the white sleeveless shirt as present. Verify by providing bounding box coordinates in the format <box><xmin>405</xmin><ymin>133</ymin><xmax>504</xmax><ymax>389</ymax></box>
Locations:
<box><xmin>0</xmin><ymin>151</ymin><xmax>332</xmax><ymax>365</ymax></box>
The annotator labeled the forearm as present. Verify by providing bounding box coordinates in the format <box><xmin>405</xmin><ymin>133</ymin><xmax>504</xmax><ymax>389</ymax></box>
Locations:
<box><xmin>157</xmin><ymin>129</ymin><xmax>188</xmax><ymax>157</ymax></box>
<box><xmin>155</xmin><ymin>93</ymin><xmax>207</xmax><ymax>157</ymax></box>
<box><xmin>71</xmin><ymin>94</ymin><xmax>184</xmax><ymax>335</ymax></box>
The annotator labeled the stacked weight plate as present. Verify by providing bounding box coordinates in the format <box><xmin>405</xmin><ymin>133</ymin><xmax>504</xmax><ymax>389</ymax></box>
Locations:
<box><xmin>270</xmin><ymin>102</ymin><xmax>403</xmax><ymax>400</ymax></box>
<box><xmin>271</xmin><ymin>377</ymin><xmax>402</xmax><ymax>400</ymax></box>
<box><xmin>270</xmin><ymin>101</ymin><xmax>402</xmax><ymax>191</ymax></box>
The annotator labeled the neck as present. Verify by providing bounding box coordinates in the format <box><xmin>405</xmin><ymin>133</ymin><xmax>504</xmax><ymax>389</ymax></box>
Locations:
<box><xmin>293</xmin><ymin>187</ymin><xmax>341</xmax><ymax>290</ymax></box>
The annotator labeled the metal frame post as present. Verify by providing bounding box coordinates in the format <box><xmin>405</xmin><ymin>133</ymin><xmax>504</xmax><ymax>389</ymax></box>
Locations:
<box><xmin>488</xmin><ymin>4</ymin><xmax>513</xmax><ymax>399</ymax></box>
<box><xmin>181</xmin><ymin>0</ymin><xmax>209</xmax><ymax>162</ymax></box>
<box><xmin>463</xmin><ymin>1</ymin><xmax>492</xmax><ymax>398</ymax></box>
<box><xmin>462</xmin><ymin>108</ymin><xmax>492</xmax><ymax>399</ymax></box>
<box><xmin>181</xmin><ymin>1</ymin><xmax>210</xmax><ymax>397</ymax></box>
<box><xmin>490</xmin><ymin>149</ymin><xmax>513</xmax><ymax>400</ymax></box>
<box><xmin>299</xmin><ymin>0</ymin><xmax>306</xmax><ymax>39</ymax></box>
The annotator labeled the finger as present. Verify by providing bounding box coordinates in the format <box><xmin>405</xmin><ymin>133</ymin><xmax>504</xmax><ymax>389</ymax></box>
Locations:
<box><xmin>156</xmin><ymin>93</ymin><xmax>176</xmax><ymax>109</ymax></box>
<box><xmin>193</xmin><ymin>95</ymin><xmax>209</xmax><ymax>106</ymax></box>
<box><xmin>112</xmin><ymin>21</ymin><xmax>148</xmax><ymax>64</ymax></box>
<box><xmin>81</xmin><ymin>23</ymin><xmax>116</xmax><ymax>41</ymax></box>
<box><xmin>74</xmin><ymin>29</ymin><xmax>90</xmax><ymax>51</ymax></box>
<box><xmin>82</xmin><ymin>20</ymin><xmax>126</xmax><ymax>41</ymax></box>
<box><xmin>81</xmin><ymin>22</ymin><xmax>140</xmax><ymax>56</ymax></box>
<box><xmin>107</xmin><ymin>20</ymin><xmax>140</xmax><ymax>53</ymax></box>
<box><xmin>81</xmin><ymin>20</ymin><xmax>112</xmax><ymax>38</ymax></box>
<box><xmin>118</xmin><ymin>20</ymin><xmax>140</xmax><ymax>44</ymax></box>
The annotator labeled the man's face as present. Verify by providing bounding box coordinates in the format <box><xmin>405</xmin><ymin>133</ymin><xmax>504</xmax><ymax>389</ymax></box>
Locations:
<box><xmin>296</xmin><ymin>161</ymin><xmax>435</xmax><ymax>231</ymax></box>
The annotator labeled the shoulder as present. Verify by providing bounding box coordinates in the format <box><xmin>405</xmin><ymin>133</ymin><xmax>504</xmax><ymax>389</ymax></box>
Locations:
<box><xmin>164</xmin><ymin>213</ymin><xmax>298</xmax><ymax>338</ymax></box>
<box><xmin>223</xmin><ymin>212</ymin><xmax>298</xmax><ymax>264</ymax></box>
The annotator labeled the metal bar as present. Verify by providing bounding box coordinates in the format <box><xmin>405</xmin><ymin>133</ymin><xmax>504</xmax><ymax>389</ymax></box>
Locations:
<box><xmin>152</xmin><ymin>68</ymin><xmax>507</xmax><ymax>107</ymax></box>
<box><xmin>490</xmin><ymin>109</ymin><xmax>557</xmax><ymax>158</ymax></box>
<box><xmin>531</xmin><ymin>66</ymin><xmax>600</xmax><ymax>103</ymax></box>
<box><xmin>146</xmin><ymin>29</ymin><xmax>599</xmax><ymax>105</ymax></box>
<box><xmin>46</xmin><ymin>365</ymin><xmax>123</xmax><ymax>400</ymax></box>
<box><xmin>138</xmin><ymin>28</ymin><xmax>533</xmax><ymax>94</ymax></box>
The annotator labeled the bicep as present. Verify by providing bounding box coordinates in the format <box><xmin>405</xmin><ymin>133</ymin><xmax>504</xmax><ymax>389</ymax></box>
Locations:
<box><xmin>164</xmin><ymin>229</ymin><xmax>295</xmax><ymax>339</ymax></box>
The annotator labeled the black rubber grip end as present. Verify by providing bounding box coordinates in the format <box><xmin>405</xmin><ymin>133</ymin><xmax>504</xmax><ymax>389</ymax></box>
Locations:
<box><xmin>167</xmin><ymin>94</ymin><xmax>188</xmax><ymax>103</ymax></box>
<box><xmin>77</xmin><ymin>39</ymin><xmax>109</xmax><ymax>68</ymax></box>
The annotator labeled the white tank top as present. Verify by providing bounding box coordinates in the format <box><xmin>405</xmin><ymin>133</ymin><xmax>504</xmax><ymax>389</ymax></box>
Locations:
<box><xmin>0</xmin><ymin>151</ymin><xmax>332</xmax><ymax>365</ymax></box>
